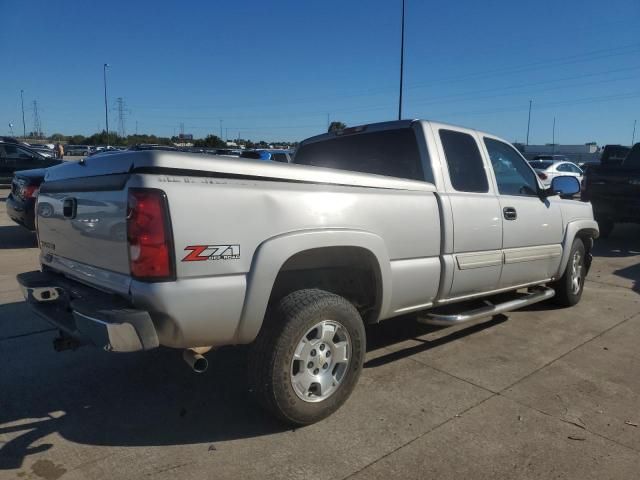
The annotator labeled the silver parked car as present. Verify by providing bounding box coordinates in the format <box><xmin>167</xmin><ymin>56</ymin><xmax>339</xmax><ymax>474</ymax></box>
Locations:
<box><xmin>529</xmin><ymin>160</ymin><xmax>583</xmax><ymax>187</ymax></box>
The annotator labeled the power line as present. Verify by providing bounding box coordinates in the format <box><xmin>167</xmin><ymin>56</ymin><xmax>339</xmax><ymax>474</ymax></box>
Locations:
<box><xmin>114</xmin><ymin>97</ymin><xmax>130</xmax><ymax>137</ymax></box>
<box><xmin>32</xmin><ymin>100</ymin><xmax>42</xmax><ymax>138</ymax></box>
<box><xmin>121</xmin><ymin>42</ymin><xmax>640</xmax><ymax>114</ymax></box>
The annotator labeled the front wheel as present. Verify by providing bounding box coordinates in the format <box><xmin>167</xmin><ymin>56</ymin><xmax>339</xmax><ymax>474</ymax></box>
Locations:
<box><xmin>248</xmin><ymin>289</ymin><xmax>365</xmax><ymax>426</ymax></box>
<box><xmin>552</xmin><ymin>238</ymin><xmax>586</xmax><ymax>307</ymax></box>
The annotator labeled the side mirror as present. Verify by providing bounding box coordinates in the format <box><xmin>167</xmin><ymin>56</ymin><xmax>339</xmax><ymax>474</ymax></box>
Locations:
<box><xmin>550</xmin><ymin>175</ymin><xmax>580</xmax><ymax>198</ymax></box>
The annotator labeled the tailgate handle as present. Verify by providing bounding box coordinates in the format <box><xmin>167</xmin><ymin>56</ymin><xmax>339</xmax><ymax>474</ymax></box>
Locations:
<box><xmin>63</xmin><ymin>197</ymin><xmax>77</xmax><ymax>219</ymax></box>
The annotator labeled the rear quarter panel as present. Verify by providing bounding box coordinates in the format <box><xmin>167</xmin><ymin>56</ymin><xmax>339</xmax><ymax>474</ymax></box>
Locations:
<box><xmin>129</xmin><ymin>173</ymin><xmax>443</xmax><ymax>343</ymax></box>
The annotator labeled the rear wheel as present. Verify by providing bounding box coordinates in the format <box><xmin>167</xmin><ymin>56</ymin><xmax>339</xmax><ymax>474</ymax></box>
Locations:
<box><xmin>552</xmin><ymin>238</ymin><xmax>586</xmax><ymax>307</ymax></box>
<box><xmin>248</xmin><ymin>289</ymin><xmax>365</xmax><ymax>426</ymax></box>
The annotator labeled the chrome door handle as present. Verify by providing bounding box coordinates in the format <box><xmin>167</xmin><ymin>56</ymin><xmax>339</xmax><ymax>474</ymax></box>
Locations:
<box><xmin>503</xmin><ymin>207</ymin><xmax>517</xmax><ymax>220</ymax></box>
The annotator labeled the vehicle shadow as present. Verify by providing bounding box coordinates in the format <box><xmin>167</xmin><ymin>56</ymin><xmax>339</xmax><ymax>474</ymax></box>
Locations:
<box><xmin>0</xmin><ymin>337</ymin><xmax>287</xmax><ymax>470</ymax></box>
<box><xmin>591</xmin><ymin>223</ymin><xmax>640</xmax><ymax>258</ymax></box>
<box><xmin>591</xmin><ymin>223</ymin><xmax>640</xmax><ymax>293</ymax></box>
<box><xmin>0</xmin><ymin>225</ymin><xmax>37</xmax><ymax>249</ymax></box>
<box><xmin>364</xmin><ymin>313</ymin><xmax>507</xmax><ymax>368</ymax></box>
<box><xmin>0</xmin><ymin>303</ymin><xmax>508</xmax><ymax>470</ymax></box>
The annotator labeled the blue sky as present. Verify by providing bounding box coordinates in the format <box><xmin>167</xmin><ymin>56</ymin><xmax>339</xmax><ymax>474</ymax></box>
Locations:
<box><xmin>1</xmin><ymin>0</ymin><xmax>639</xmax><ymax>144</ymax></box>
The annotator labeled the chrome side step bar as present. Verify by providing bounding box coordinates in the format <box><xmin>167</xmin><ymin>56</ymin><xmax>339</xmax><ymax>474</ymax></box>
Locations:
<box><xmin>418</xmin><ymin>287</ymin><xmax>555</xmax><ymax>326</ymax></box>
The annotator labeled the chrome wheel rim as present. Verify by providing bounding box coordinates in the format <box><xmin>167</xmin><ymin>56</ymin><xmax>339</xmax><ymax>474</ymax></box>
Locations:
<box><xmin>290</xmin><ymin>320</ymin><xmax>351</xmax><ymax>403</ymax></box>
<box><xmin>570</xmin><ymin>250</ymin><xmax>583</xmax><ymax>295</ymax></box>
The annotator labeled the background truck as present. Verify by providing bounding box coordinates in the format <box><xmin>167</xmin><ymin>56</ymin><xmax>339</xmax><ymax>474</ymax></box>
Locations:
<box><xmin>581</xmin><ymin>142</ymin><xmax>640</xmax><ymax>237</ymax></box>
<box><xmin>18</xmin><ymin>120</ymin><xmax>598</xmax><ymax>425</ymax></box>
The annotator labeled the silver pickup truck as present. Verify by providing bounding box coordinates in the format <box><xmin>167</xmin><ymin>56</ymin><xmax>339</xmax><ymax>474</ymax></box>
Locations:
<box><xmin>18</xmin><ymin>120</ymin><xmax>598</xmax><ymax>425</ymax></box>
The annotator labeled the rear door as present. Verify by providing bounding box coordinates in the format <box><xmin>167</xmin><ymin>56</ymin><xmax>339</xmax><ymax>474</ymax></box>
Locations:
<box><xmin>436</xmin><ymin>128</ymin><xmax>503</xmax><ymax>298</ymax></box>
<box><xmin>482</xmin><ymin>136</ymin><xmax>563</xmax><ymax>287</ymax></box>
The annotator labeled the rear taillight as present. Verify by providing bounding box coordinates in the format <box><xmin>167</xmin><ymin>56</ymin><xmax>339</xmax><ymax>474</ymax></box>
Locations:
<box><xmin>22</xmin><ymin>185</ymin><xmax>39</xmax><ymax>199</ymax></box>
<box><xmin>127</xmin><ymin>188</ymin><xmax>175</xmax><ymax>281</ymax></box>
<box><xmin>537</xmin><ymin>172</ymin><xmax>548</xmax><ymax>180</ymax></box>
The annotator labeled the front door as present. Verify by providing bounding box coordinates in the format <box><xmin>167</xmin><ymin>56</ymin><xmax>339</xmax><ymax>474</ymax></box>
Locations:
<box><xmin>482</xmin><ymin>136</ymin><xmax>563</xmax><ymax>287</ymax></box>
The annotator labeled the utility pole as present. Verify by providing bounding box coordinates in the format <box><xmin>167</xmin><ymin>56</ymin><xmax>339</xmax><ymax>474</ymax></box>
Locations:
<box><xmin>398</xmin><ymin>0</ymin><xmax>405</xmax><ymax>120</ymax></box>
<box><xmin>526</xmin><ymin>99</ymin><xmax>532</xmax><ymax>146</ymax></box>
<box><xmin>225</xmin><ymin>128</ymin><xmax>228</xmax><ymax>141</ymax></box>
<box><xmin>552</xmin><ymin>117</ymin><xmax>556</xmax><ymax>155</ymax></box>
<box><xmin>103</xmin><ymin>64</ymin><xmax>110</xmax><ymax>145</ymax></box>
<box><xmin>20</xmin><ymin>90</ymin><xmax>26</xmax><ymax>138</ymax></box>
<box><xmin>633</xmin><ymin>119</ymin><xmax>637</xmax><ymax>146</ymax></box>
<box><xmin>219</xmin><ymin>119</ymin><xmax>223</xmax><ymax>139</ymax></box>
<box><xmin>32</xmin><ymin>100</ymin><xmax>42</xmax><ymax>138</ymax></box>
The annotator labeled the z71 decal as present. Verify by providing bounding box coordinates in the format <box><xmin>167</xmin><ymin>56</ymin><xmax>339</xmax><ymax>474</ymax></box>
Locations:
<box><xmin>182</xmin><ymin>244</ymin><xmax>241</xmax><ymax>262</ymax></box>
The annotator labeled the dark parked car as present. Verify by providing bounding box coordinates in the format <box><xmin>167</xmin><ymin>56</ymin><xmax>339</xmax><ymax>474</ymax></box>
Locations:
<box><xmin>581</xmin><ymin>143</ymin><xmax>640</xmax><ymax>237</ymax></box>
<box><xmin>599</xmin><ymin>144</ymin><xmax>631</xmax><ymax>167</ymax></box>
<box><xmin>0</xmin><ymin>143</ymin><xmax>61</xmax><ymax>184</ymax></box>
<box><xmin>6</xmin><ymin>168</ymin><xmax>51</xmax><ymax>230</ymax></box>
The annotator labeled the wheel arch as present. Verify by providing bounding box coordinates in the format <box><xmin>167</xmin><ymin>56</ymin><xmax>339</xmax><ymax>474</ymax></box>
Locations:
<box><xmin>235</xmin><ymin>229</ymin><xmax>391</xmax><ymax>344</ymax></box>
<box><xmin>556</xmin><ymin>219</ymin><xmax>599</xmax><ymax>279</ymax></box>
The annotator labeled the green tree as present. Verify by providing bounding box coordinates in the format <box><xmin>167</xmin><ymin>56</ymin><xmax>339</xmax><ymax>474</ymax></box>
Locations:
<box><xmin>328</xmin><ymin>121</ymin><xmax>346</xmax><ymax>133</ymax></box>
<box><xmin>193</xmin><ymin>134</ymin><xmax>225</xmax><ymax>148</ymax></box>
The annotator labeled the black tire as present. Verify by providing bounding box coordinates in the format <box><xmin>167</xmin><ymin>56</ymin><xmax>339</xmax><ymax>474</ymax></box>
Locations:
<box><xmin>248</xmin><ymin>289</ymin><xmax>366</xmax><ymax>426</ymax></box>
<box><xmin>552</xmin><ymin>238</ymin><xmax>586</xmax><ymax>307</ymax></box>
<box><xmin>597</xmin><ymin>218</ymin><xmax>614</xmax><ymax>238</ymax></box>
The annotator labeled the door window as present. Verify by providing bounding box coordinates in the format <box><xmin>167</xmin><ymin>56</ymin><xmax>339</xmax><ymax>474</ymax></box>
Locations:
<box><xmin>484</xmin><ymin>137</ymin><xmax>539</xmax><ymax>196</ymax></box>
<box><xmin>16</xmin><ymin>147</ymin><xmax>35</xmax><ymax>160</ymax></box>
<box><xmin>271</xmin><ymin>153</ymin><xmax>288</xmax><ymax>163</ymax></box>
<box><xmin>568</xmin><ymin>164</ymin><xmax>582</xmax><ymax>174</ymax></box>
<box><xmin>439</xmin><ymin>129</ymin><xmax>488</xmax><ymax>193</ymax></box>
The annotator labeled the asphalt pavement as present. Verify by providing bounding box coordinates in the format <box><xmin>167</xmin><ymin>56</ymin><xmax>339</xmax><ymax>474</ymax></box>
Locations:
<box><xmin>0</xmin><ymin>187</ymin><xmax>639</xmax><ymax>479</ymax></box>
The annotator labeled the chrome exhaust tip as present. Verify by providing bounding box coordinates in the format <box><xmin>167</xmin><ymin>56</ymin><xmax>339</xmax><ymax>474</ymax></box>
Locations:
<box><xmin>183</xmin><ymin>348</ymin><xmax>208</xmax><ymax>373</ymax></box>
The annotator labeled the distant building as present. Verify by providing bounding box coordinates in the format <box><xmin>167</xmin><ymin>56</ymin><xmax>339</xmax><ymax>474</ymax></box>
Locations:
<box><xmin>524</xmin><ymin>144</ymin><xmax>599</xmax><ymax>155</ymax></box>
<box><xmin>523</xmin><ymin>143</ymin><xmax>600</xmax><ymax>164</ymax></box>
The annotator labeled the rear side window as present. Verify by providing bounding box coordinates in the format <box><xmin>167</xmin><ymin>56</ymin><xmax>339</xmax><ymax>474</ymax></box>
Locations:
<box><xmin>439</xmin><ymin>129</ymin><xmax>488</xmax><ymax>193</ymax></box>
<box><xmin>294</xmin><ymin>128</ymin><xmax>429</xmax><ymax>182</ymax></box>
<box><xmin>271</xmin><ymin>153</ymin><xmax>288</xmax><ymax>163</ymax></box>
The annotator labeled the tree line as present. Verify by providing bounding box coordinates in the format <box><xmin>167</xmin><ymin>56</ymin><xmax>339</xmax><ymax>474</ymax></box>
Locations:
<box><xmin>42</xmin><ymin>131</ymin><xmax>299</xmax><ymax>148</ymax></box>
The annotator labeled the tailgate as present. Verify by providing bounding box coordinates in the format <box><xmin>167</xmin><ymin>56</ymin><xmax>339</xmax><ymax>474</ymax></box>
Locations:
<box><xmin>37</xmin><ymin>173</ymin><xmax>131</xmax><ymax>275</ymax></box>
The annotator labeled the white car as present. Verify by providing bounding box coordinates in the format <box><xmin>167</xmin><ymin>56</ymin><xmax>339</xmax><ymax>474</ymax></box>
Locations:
<box><xmin>529</xmin><ymin>160</ymin><xmax>583</xmax><ymax>187</ymax></box>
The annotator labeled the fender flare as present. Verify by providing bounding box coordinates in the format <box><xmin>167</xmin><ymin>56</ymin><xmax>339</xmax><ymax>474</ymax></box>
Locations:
<box><xmin>234</xmin><ymin>229</ymin><xmax>391</xmax><ymax>344</ymax></box>
<box><xmin>556</xmin><ymin>219</ymin><xmax>599</xmax><ymax>278</ymax></box>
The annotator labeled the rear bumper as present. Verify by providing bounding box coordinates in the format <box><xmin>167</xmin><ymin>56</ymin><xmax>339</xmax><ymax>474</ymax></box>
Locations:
<box><xmin>17</xmin><ymin>270</ymin><xmax>159</xmax><ymax>352</ymax></box>
<box><xmin>6</xmin><ymin>194</ymin><xmax>36</xmax><ymax>231</ymax></box>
